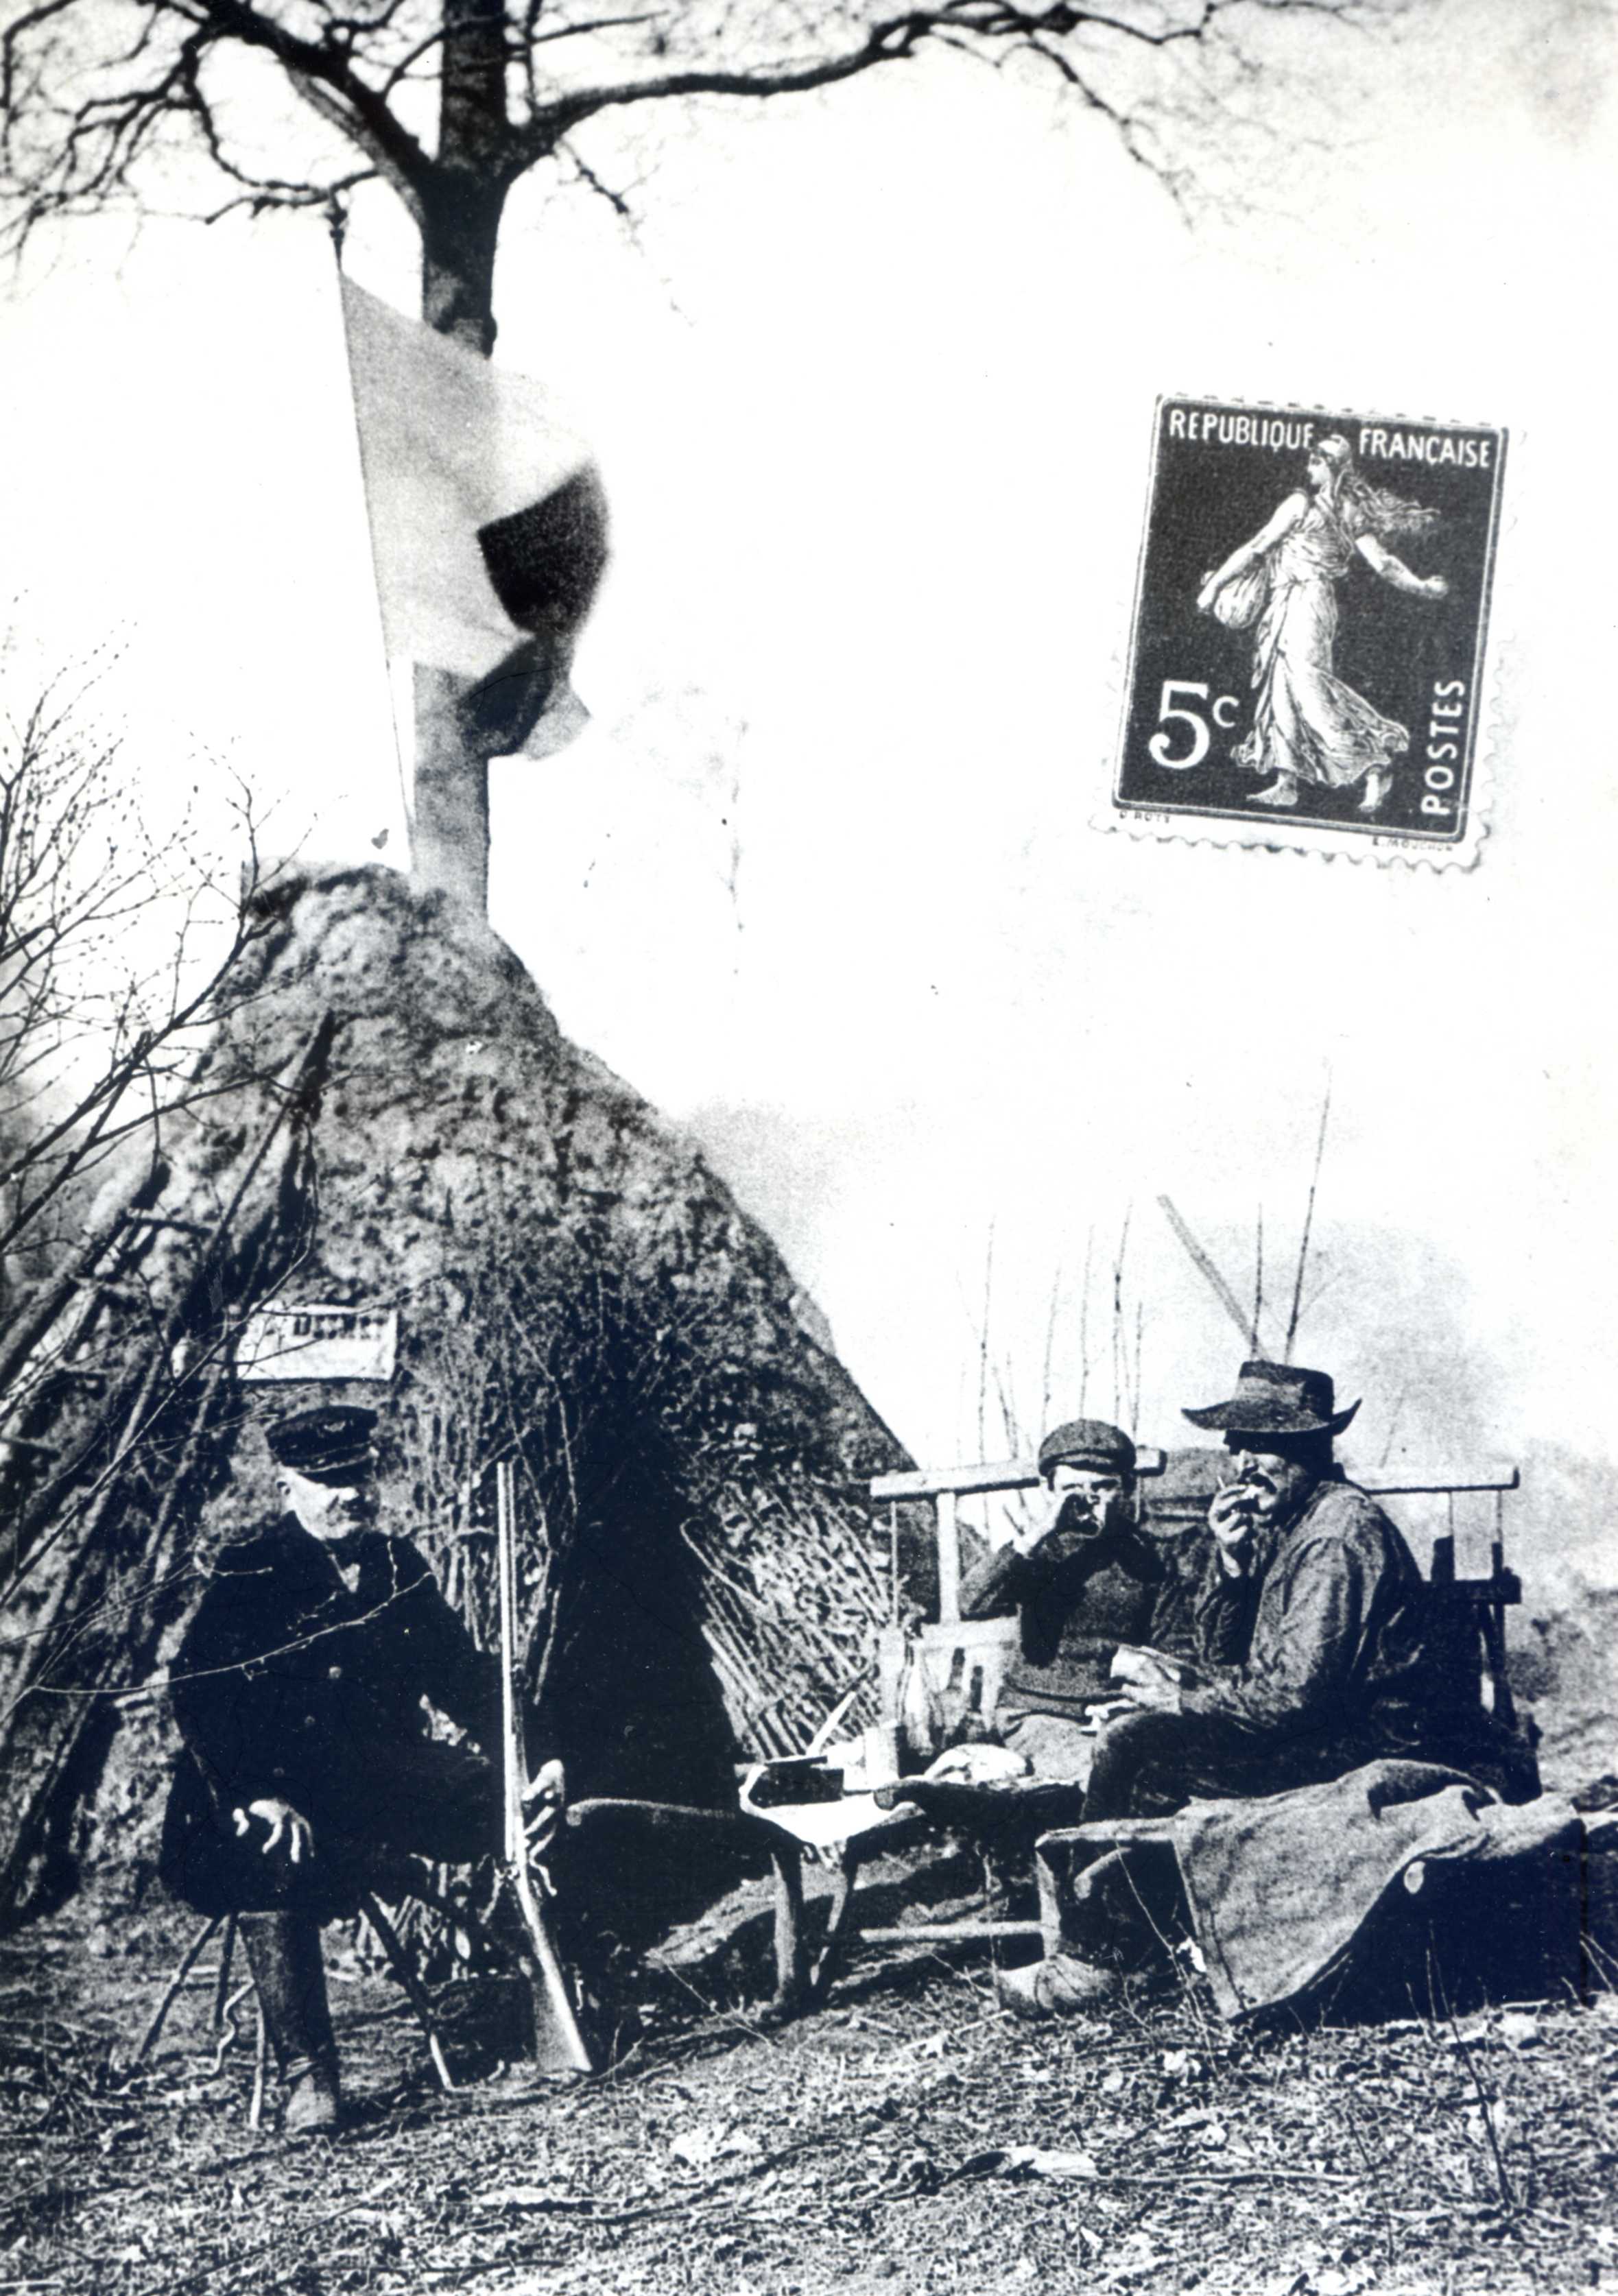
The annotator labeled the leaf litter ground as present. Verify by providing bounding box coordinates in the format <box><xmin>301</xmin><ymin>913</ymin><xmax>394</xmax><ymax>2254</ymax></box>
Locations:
<box><xmin>3</xmin><ymin>1891</ymin><xmax>1618</xmax><ymax>2296</ymax></box>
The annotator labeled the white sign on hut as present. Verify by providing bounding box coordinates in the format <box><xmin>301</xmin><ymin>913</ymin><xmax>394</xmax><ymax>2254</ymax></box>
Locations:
<box><xmin>237</xmin><ymin>1305</ymin><xmax>398</xmax><ymax>1385</ymax></box>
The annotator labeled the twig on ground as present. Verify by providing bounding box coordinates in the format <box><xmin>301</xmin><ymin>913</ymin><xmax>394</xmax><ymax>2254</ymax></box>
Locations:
<box><xmin>1332</xmin><ymin>2057</ymin><xmax>1398</xmax><ymax>2263</ymax></box>
<box><xmin>654</xmin><ymin>1962</ymin><xmax>781</xmax><ymax>2049</ymax></box>
<box><xmin>1437</xmin><ymin>1985</ymin><xmax>1518</xmax><ymax>2212</ymax></box>
<box><xmin>1050</xmin><ymin>2165</ymin><xmax>1360</xmax><ymax>2190</ymax></box>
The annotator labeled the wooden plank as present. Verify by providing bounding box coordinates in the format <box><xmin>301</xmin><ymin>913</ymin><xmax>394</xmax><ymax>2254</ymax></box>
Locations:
<box><xmin>870</xmin><ymin>1458</ymin><xmax>1515</xmax><ymax>1503</ymax></box>
<box><xmin>854</xmin><ymin>1920</ymin><xmax>1044</xmax><ymax>1944</ymax></box>
<box><xmin>871</xmin><ymin>1449</ymin><xmax>1167</xmax><ymax>1503</ymax></box>
<box><xmin>1036</xmin><ymin>1817</ymin><xmax>1179</xmax><ymax>1850</ymax></box>
<box><xmin>1368</xmin><ymin>1469</ymin><xmax>1519</xmax><ymax>1496</ymax></box>
<box><xmin>567</xmin><ymin>1795</ymin><xmax>792</xmax><ymax>1850</ymax></box>
<box><xmin>870</xmin><ymin>1457</ymin><xmax>1039</xmax><ymax>1501</ymax></box>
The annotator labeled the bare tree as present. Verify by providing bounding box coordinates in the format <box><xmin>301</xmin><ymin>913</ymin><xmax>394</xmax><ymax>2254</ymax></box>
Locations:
<box><xmin>1</xmin><ymin>0</ymin><xmax>1406</xmax><ymax>907</ymax></box>
<box><xmin>0</xmin><ymin>667</ymin><xmax>276</xmax><ymax>1284</ymax></box>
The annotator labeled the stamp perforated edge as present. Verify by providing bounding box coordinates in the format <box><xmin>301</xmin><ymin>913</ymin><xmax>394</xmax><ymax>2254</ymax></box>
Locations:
<box><xmin>1095</xmin><ymin>394</ymin><xmax>1510</xmax><ymax>872</ymax></box>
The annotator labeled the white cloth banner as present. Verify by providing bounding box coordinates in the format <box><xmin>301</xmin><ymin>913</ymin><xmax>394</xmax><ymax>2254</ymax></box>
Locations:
<box><xmin>340</xmin><ymin>277</ymin><xmax>606</xmax><ymax>756</ymax></box>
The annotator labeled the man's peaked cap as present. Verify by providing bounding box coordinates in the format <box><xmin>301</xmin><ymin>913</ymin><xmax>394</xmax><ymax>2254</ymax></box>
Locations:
<box><xmin>267</xmin><ymin>1404</ymin><xmax>379</xmax><ymax>1485</ymax></box>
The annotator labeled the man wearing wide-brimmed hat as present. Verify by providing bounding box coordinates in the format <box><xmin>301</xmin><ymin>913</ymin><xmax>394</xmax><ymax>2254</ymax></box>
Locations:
<box><xmin>997</xmin><ymin>1359</ymin><xmax>1532</xmax><ymax>2016</ymax></box>
<box><xmin>1088</xmin><ymin>1357</ymin><xmax>1528</xmax><ymax>1817</ymax></box>
<box><xmin>957</xmin><ymin>1418</ymin><xmax>1193</xmax><ymax>1784</ymax></box>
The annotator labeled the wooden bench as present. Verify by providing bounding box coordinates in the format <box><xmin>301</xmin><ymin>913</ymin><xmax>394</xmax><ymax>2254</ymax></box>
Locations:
<box><xmin>1019</xmin><ymin>1462</ymin><xmax>1527</xmax><ymax>1965</ymax></box>
<box><xmin>868</xmin><ymin>1452</ymin><xmax>1522</xmax><ymax>1727</ymax></box>
<box><xmin>567</xmin><ymin>1458</ymin><xmax>1525</xmax><ymax>2026</ymax></box>
<box><xmin>864</xmin><ymin>1455</ymin><xmax>1525</xmax><ymax>1971</ymax></box>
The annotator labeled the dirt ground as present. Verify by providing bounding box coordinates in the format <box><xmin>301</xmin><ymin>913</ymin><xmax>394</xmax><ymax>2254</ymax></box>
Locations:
<box><xmin>5</xmin><ymin>1863</ymin><xmax>1618</xmax><ymax>2296</ymax></box>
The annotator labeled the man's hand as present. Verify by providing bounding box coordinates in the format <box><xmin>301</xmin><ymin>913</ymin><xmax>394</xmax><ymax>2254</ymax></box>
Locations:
<box><xmin>523</xmin><ymin>1757</ymin><xmax>566</xmax><ymax>1808</ymax></box>
<box><xmin>1208</xmin><ymin>1484</ymin><xmax>1259</xmax><ymax>1572</ymax></box>
<box><xmin>1010</xmin><ymin>1485</ymin><xmax>1065</xmax><ymax>1557</ymax></box>
<box><xmin>1110</xmin><ymin>1646</ymin><xmax>1186</xmax><ymax>1715</ymax></box>
<box><xmin>924</xmin><ymin>1742</ymin><xmax>1030</xmax><ymax>1786</ymax></box>
<box><xmin>233</xmin><ymin>1798</ymin><xmax>314</xmax><ymax>1864</ymax></box>
<box><xmin>1118</xmin><ymin>1673</ymin><xmax>1182</xmax><ymax>1715</ymax></box>
<box><xmin>1013</xmin><ymin>1483</ymin><xmax>1097</xmax><ymax>1557</ymax></box>
<box><xmin>523</xmin><ymin>1758</ymin><xmax>566</xmax><ymax>1854</ymax></box>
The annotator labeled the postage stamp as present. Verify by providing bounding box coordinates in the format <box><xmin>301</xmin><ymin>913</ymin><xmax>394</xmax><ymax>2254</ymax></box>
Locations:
<box><xmin>1112</xmin><ymin>399</ymin><xmax>1507</xmax><ymax>861</ymax></box>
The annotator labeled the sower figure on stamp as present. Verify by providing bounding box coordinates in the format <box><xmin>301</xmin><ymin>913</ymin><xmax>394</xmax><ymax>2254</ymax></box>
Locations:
<box><xmin>160</xmin><ymin>1404</ymin><xmax>544</xmax><ymax>2135</ymax></box>
<box><xmin>1197</xmin><ymin>434</ymin><xmax>1449</xmax><ymax>817</ymax></box>
<box><xmin>998</xmin><ymin>1360</ymin><xmax>1535</xmax><ymax>2017</ymax></box>
<box><xmin>956</xmin><ymin>1419</ymin><xmax>1195</xmax><ymax>1786</ymax></box>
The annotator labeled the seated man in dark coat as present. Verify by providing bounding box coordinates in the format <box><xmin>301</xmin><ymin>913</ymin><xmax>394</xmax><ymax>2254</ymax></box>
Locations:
<box><xmin>160</xmin><ymin>1404</ymin><xmax>505</xmax><ymax>2134</ymax></box>
<box><xmin>999</xmin><ymin>1360</ymin><xmax>1534</xmax><ymax>2016</ymax></box>
<box><xmin>958</xmin><ymin>1418</ymin><xmax>1194</xmax><ymax>1784</ymax></box>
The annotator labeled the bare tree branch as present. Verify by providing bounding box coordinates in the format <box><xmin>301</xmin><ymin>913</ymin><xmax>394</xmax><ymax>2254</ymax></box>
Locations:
<box><xmin>1284</xmin><ymin>1076</ymin><xmax>1331</xmax><ymax>1361</ymax></box>
<box><xmin>1252</xmin><ymin>1201</ymin><xmax>1263</xmax><ymax>1353</ymax></box>
<box><xmin>0</xmin><ymin>0</ymin><xmax>1414</xmax><ymax>285</ymax></box>
<box><xmin>1110</xmin><ymin>1204</ymin><xmax>1130</xmax><ymax>1427</ymax></box>
<box><xmin>0</xmin><ymin>667</ymin><xmax>283</xmax><ymax>1274</ymax></box>
<box><xmin>1158</xmin><ymin>1192</ymin><xmax>1253</xmax><ymax>1348</ymax></box>
<box><xmin>1</xmin><ymin>0</ymin><xmax>437</xmax><ymax>243</ymax></box>
<box><xmin>562</xmin><ymin>135</ymin><xmax>637</xmax><ymax>221</ymax></box>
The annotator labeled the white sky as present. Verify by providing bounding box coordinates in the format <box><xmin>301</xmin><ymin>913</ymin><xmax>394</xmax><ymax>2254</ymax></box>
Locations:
<box><xmin>2</xmin><ymin>0</ymin><xmax>1615</xmax><ymax>1538</ymax></box>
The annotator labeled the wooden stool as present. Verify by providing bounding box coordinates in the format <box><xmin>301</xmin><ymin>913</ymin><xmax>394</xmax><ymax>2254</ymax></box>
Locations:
<box><xmin>134</xmin><ymin>1877</ymin><xmax>508</xmax><ymax>2109</ymax></box>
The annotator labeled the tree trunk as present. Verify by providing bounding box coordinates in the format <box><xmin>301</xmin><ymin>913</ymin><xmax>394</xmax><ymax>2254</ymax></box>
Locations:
<box><xmin>409</xmin><ymin>0</ymin><xmax>513</xmax><ymax>913</ymax></box>
<box><xmin>420</xmin><ymin>174</ymin><xmax>507</xmax><ymax>359</ymax></box>
<box><xmin>414</xmin><ymin>665</ymin><xmax>490</xmax><ymax>915</ymax></box>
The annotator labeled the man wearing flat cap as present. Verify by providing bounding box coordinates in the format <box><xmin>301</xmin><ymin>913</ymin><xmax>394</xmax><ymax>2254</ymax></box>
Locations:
<box><xmin>958</xmin><ymin>1418</ymin><xmax>1193</xmax><ymax>1784</ymax></box>
<box><xmin>160</xmin><ymin>1404</ymin><xmax>508</xmax><ymax>2135</ymax></box>
<box><xmin>999</xmin><ymin>1359</ymin><xmax>1532</xmax><ymax>2016</ymax></box>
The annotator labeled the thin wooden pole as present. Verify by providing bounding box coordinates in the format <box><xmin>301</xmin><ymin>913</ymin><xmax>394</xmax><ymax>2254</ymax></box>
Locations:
<box><xmin>248</xmin><ymin>2002</ymin><xmax>268</xmax><ymax>2131</ymax></box>
<box><xmin>936</xmin><ymin>1490</ymin><xmax>960</xmax><ymax>1626</ymax></box>
<box><xmin>1285</xmin><ymin>1081</ymin><xmax>1332</xmax><ymax>1362</ymax></box>
<box><xmin>212</xmin><ymin>1913</ymin><xmax>237</xmax><ymax>2032</ymax></box>
<box><xmin>1157</xmin><ymin>1196</ymin><xmax>1252</xmax><ymax>1347</ymax></box>
<box><xmin>359</xmin><ymin>1892</ymin><xmax>455</xmax><ymax>2094</ymax></box>
<box><xmin>134</xmin><ymin>1913</ymin><xmax>220</xmax><ymax>2064</ymax></box>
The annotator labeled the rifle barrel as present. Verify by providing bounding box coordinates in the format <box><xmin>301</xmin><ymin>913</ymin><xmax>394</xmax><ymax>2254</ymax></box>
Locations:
<box><xmin>493</xmin><ymin>1460</ymin><xmax>593</xmax><ymax>2074</ymax></box>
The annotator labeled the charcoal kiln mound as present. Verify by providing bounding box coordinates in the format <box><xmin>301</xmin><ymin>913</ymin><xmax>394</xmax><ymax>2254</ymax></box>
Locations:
<box><xmin>0</xmin><ymin>865</ymin><xmax>909</xmax><ymax>1938</ymax></box>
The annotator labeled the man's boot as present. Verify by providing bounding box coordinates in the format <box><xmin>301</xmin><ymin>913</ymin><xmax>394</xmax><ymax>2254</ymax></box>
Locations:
<box><xmin>238</xmin><ymin>1913</ymin><xmax>342</xmax><ymax>2135</ymax></box>
<box><xmin>997</xmin><ymin>1950</ymin><xmax>1124</xmax><ymax>2019</ymax></box>
<box><xmin>995</xmin><ymin>1847</ymin><xmax>1138</xmax><ymax>2021</ymax></box>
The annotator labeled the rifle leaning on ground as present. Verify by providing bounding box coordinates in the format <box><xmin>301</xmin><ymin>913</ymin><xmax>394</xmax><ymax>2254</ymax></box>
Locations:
<box><xmin>494</xmin><ymin>1459</ymin><xmax>593</xmax><ymax>2075</ymax></box>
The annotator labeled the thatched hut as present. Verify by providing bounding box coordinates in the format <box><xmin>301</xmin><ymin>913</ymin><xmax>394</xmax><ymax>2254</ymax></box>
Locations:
<box><xmin>0</xmin><ymin>866</ymin><xmax>909</xmax><ymax>1938</ymax></box>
